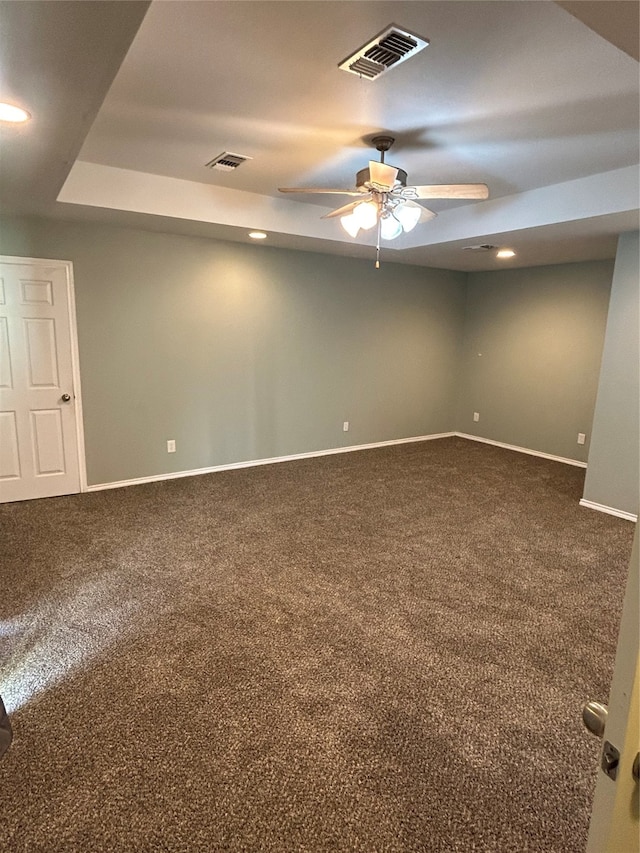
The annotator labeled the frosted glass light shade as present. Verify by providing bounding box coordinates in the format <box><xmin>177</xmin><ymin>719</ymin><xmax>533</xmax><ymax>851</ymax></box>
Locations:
<box><xmin>342</xmin><ymin>200</ymin><xmax>422</xmax><ymax>241</ymax></box>
<box><xmin>394</xmin><ymin>203</ymin><xmax>421</xmax><ymax>233</ymax></box>
<box><xmin>352</xmin><ymin>200</ymin><xmax>378</xmax><ymax>231</ymax></box>
<box><xmin>340</xmin><ymin>213</ymin><xmax>361</xmax><ymax>238</ymax></box>
<box><xmin>380</xmin><ymin>213</ymin><xmax>402</xmax><ymax>240</ymax></box>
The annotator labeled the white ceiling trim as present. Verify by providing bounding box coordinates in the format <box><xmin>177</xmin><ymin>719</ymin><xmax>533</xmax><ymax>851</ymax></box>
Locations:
<box><xmin>58</xmin><ymin>161</ymin><xmax>337</xmax><ymax>240</ymax></box>
<box><xmin>58</xmin><ymin>161</ymin><xmax>639</xmax><ymax>253</ymax></box>
<box><xmin>399</xmin><ymin>166</ymin><xmax>640</xmax><ymax>248</ymax></box>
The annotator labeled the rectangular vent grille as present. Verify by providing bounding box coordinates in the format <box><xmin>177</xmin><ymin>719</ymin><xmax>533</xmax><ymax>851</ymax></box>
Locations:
<box><xmin>205</xmin><ymin>152</ymin><xmax>253</xmax><ymax>171</ymax></box>
<box><xmin>339</xmin><ymin>25</ymin><xmax>429</xmax><ymax>79</ymax></box>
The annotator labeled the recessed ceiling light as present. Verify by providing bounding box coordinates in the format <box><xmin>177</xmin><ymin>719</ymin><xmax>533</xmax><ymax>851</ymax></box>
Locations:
<box><xmin>0</xmin><ymin>102</ymin><xmax>31</xmax><ymax>123</ymax></box>
<box><xmin>496</xmin><ymin>248</ymin><xmax>516</xmax><ymax>258</ymax></box>
<box><xmin>248</xmin><ymin>231</ymin><xmax>267</xmax><ymax>240</ymax></box>
<box><xmin>463</xmin><ymin>244</ymin><xmax>497</xmax><ymax>253</ymax></box>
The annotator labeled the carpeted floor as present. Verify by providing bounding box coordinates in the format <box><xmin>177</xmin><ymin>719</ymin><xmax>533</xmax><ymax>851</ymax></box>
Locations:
<box><xmin>0</xmin><ymin>437</ymin><xmax>634</xmax><ymax>852</ymax></box>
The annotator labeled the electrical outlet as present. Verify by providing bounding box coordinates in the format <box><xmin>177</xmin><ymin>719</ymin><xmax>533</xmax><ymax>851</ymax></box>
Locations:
<box><xmin>577</xmin><ymin>433</ymin><xmax>586</xmax><ymax>445</ymax></box>
<box><xmin>343</xmin><ymin>421</ymin><xmax>349</xmax><ymax>432</ymax></box>
<box><xmin>167</xmin><ymin>439</ymin><xmax>176</xmax><ymax>453</ymax></box>
<box><xmin>473</xmin><ymin>412</ymin><xmax>480</xmax><ymax>422</ymax></box>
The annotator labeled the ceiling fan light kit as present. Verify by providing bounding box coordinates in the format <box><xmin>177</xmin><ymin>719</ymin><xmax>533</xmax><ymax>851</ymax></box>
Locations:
<box><xmin>380</xmin><ymin>210</ymin><xmax>403</xmax><ymax>241</ymax></box>
<box><xmin>348</xmin><ymin>199</ymin><xmax>379</xmax><ymax>232</ymax></box>
<box><xmin>340</xmin><ymin>214</ymin><xmax>359</xmax><ymax>239</ymax></box>
<box><xmin>278</xmin><ymin>134</ymin><xmax>489</xmax><ymax>267</ymax></box>
<box><xmin>392</xmin><ymin>201</ymin><xmax>421</xmax><ymax>233</ymax></box>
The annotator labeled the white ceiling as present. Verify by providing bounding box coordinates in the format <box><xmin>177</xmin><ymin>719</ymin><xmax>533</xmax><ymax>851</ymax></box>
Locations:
<box><xmin>1</xmin><ymin>0</ymin><xmax>638</xmax><ymax>271</ymax></box>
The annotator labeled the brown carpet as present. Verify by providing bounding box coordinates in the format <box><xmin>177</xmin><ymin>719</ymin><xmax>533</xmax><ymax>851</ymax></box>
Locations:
<box><xmin>0</xmin><ymin>437</ymin><xmax>634</xmax><ymax>852</ymax></box>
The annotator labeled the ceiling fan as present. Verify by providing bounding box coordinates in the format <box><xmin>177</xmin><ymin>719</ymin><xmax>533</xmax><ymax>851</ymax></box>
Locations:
<box><xmin>279</xmin><ymin>136</ymin><xmax>489</xmax><ymax>267</ymax></box>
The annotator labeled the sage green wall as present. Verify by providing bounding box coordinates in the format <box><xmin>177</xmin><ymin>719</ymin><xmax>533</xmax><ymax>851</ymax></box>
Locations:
<box><xmin>0</xmin><ymin>217</ymin><xmax>466</xmax><ymax>485</ymax></box>
<box><xmin>1</xmin><ymin>216</ymin><xmax>622</xmax><ymax>492</ymax></box>
<box><xmin>582</xmin><ymin>232</ymin><xmax>639</xmax><ymax>516</ymax></box>
<box><xmin>456</xmin><ymin>261</ymin><xmax>614</xmax><ymax>462</ymax></box>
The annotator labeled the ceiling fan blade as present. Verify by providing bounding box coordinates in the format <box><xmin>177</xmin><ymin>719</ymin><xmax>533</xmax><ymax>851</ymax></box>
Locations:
<box><xmin>322</xmin><ymin>196</ymin><xmax>374</xmax><ymax>219</ymax></box>
<box><xmin>409</xmin><ymin>183</ymin><xmax>489</xmax><ymax>200</ymax></box>
<box><xmin>278</xmin><ymin>187</ymin><xmax>364</xmax><ymax>196</ymax></box>
<box><xmin>368</xmin><ymin>161</ymin><xmax>398</xmax><ymax>191</ymax></box>
<box><xmin>417</xmin><ymin>205</ymin><xmax>437</xmax><ymax>222</ymax></box>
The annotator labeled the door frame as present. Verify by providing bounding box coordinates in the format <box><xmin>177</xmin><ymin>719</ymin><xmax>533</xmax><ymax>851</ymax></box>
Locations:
<box><xmin>1</xmin><ymin>255</ymin><xmax>87</xmax><ymax>497</ymax></box>
<box><xmin>586</xmin><ymin>524</ymin><xmax>639</xmax><ymax>851</ymax></box>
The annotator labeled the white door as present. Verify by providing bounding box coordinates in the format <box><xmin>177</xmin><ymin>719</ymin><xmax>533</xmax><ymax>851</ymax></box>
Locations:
<box><xmin>0</xmin><ymin>257</ymin><xmax>85</xmax><ymax>503</ymax></box>
<box><xmin>586</xmin><ymin>525</ymin><xmax>639</xmax><ymax>852</ymax></box>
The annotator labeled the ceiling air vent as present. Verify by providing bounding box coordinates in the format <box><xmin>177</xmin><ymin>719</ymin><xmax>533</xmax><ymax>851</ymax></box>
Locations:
<box><xmin>463</xmin><ymin>244</ymin><xmax>497</xmax><ymax>253</ymax></box>
<box><xmin>205</xmin><ymin>152</ymin><xmax>253</xmax><ymax>171</ymax></box>
<box><xmin>339</xmin><ymin>25</ymin><xmax>429</xmax><ymax>80</ymax></box>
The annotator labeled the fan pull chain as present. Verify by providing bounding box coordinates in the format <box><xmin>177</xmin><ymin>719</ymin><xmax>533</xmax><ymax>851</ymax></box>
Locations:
<box><xmin>376</xmin><ymin>216</ymin><xmax>381</xmax><ymax>269</ymax></box>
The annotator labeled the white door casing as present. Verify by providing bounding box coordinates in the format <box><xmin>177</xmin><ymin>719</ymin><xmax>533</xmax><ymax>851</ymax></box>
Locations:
<box><xmin>0</xmin><ymin>257</ymin><xmax>86</xmax><ymax>502</ymax></box>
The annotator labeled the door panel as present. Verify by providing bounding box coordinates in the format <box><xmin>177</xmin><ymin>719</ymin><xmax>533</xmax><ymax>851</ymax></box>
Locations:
<box><xmin>0</xmin><ymin>317</ymin><xmax>12</xmax><ymax>388</ymax></box>
<box><xmin>21</xmin><ymin>278</ymin><xmax>54</xmax><ymax>305</ymax></box>
<box><xmin>30</xmin><ymin>409</ymin><xmax>66</xmax><ymax>475</ymax></box>
<box><xmin>0</xmin><ymin>259</ymin><xmax>83</xmax><ymax>502</ymax></box>
<box><xmin>0</xmin><ymin>410</ymin><xmax>20</xmax><ymax>479</ymax></box>
<box><xmin>25</xmin><ymin>318</ymin><xmax>60</xmax><ymax>387</ymax></box>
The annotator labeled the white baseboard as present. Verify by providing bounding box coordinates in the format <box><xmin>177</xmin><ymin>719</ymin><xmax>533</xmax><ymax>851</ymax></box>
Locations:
<box><xmin>457</xmin><ymin>434</ymin><xmax>637</xmax><ymax>521</ymax></box>
<box><xmin>86</xmin><ymin>432</ymin><xmax>456</xmax><ymax>493</ymax></box>
<box><xmin>86</xmin><ymin>432</ymin><xmax>636</xmax><ymax>525</ymax></box>
<box><xmin>455</xmin><ymin>432</ymin><xmax>588</xmax><ymax>468</ymax></box>
<box><xmin>578</xmin><ymin>499</ymin><xmax>637</xmax><ymax>523</ymax></box>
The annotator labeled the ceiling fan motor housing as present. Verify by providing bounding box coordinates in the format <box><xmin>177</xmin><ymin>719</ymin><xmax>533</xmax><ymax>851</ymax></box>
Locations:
<box><xmin>356</xmin><ymin>166</ymin><xmax>407</xmax><ymax>190</ymax></box>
